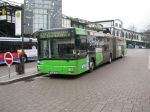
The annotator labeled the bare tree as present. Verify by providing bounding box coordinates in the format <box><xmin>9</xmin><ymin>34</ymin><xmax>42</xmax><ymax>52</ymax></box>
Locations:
<box><xmin>128</xmin><ymin>24</ymin><xmax>137</xmax><ymax>32</ymax></box>
<box><xmin>147</xmin><ymin>24</ymin><xmax>150</xmax><ymax>30</ymax></box>
<box><xmin>144</xmin><ymin>24</ymin><xmax>150</xmax><ymax>35</ymax></box>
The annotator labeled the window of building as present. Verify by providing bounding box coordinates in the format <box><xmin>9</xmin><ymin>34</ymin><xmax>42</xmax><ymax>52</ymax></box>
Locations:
<box><xmin>125</xmin><ymin>33</ymin><xmax>128</xmax><ymax>38</ymax></box>
<box><xmin>113</xmin><ymin>30</ymin><xmax>115</xmax><ymax>36</ymax></box>
<box><xmin>119</xmin><ymin>24</ymin><xmax>122</xmax><ymax>28</ymax></box>
<box><xmin>121</xmin><ymin>32</ymin><xmax>124</xmax><ymax>37</ymax></box>
<box><xmin>117</xmin><ymin>30</ymin><xmax>119</xmax><ymax>36</ymax></box>
<box><xmin>137</xmin><ymin>35</ymin><xmax>139</xmax><ymax>40</ymax></box>
<box><xmin>115</xmin><ymin>23</ymin><xmax>118</xmax><ymax>27</ymax></box>
<box><xmin>43</xmin><ymin>10</ymin><xmax>47</xmax><ymax>14</ymax></box>
<box><xmin>131</xmin><ymin>34</ymin><xmax>133</xmax><ymax>39</ymax></box>
<box><xmin>134</xmin><ymin>35</ymin><xmax>136</xmax><ymax>39</ymax></box>
<box><xmin>38</xmin><ymin>9</ymin><xmax>44</xmax><ymax>14</ymax></box>
<box><xmin>129</xmin><ymin>33</ymin><xmax>131</xmax><ymax>39</ymax></box>
<box><xmin>43</xmin><ymin>24</ymin><xmax>47</xmax><ymax>29</ymax></box>
<box><xmin>38</xmin><ymin>19</ymin><xmax>43</xmax><ymax>24</ymax></box>
<box><xmin>38</xmin><ymin>24</ymin><xmax>43</xmax><ymax>29</ymax></box>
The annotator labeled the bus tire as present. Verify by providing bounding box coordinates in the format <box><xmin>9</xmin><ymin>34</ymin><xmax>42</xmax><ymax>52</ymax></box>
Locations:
<box><xmin>121</xmin><ymin>51</ymin><xmax>124</xmax><ymax>58</ymax></box>
<box><xmin>24</xmin><ymin>55</ymin><xmax>28</xmax><ymax>62</ymax></box>
<box><xmin>89</xmin><ymin>60</ymin><xmax>95</xmax><ymax>72</ymax></box>
<box><xmin>109</xmin><ymin>55</ymin><xmax>112</xmax><ymax>64</ymax></box>
<box><xmin>20</xmin><ymin>55</ymin><xmax>27</xmax><ymax>62</ymax></box>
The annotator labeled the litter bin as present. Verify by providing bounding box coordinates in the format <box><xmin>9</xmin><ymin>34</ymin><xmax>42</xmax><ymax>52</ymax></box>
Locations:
<box><xmin>15</xmin><ymin>58</ymin><xmax>25</xmax><ymax>74</ymax></box>
<box><xmin>15</xmin><ymin>62</ymin><xmax>25</xmax><ymax>75</ymax></box>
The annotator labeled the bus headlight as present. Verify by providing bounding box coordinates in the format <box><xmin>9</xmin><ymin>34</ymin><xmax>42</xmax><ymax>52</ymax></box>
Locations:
<box><xmin>37</xmin><ymin>61</ymin><xmax>40</xmax><ymax>65</ymax></box>
<box><xmin>37</xmin><ymin>61</ymin><xmax>43</xmax><ymax>65</ymax></box>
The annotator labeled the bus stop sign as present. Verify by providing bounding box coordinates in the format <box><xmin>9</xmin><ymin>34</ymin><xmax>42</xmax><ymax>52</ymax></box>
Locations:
<box><xmin>4</xmin><ymin>52</ymin><xmax>13</xmax><ymax>66</ymax></box>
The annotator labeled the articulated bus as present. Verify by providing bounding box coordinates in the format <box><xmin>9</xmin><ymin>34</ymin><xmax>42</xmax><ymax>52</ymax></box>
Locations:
<box><xmin>34</xmin><ymin>27</ymin><xmax>126</xmax><ymax>75</ymax></box>
<box><xmin>0</xmin><ymin>37</ymin><xmax>37</xmax><ymax>65</ymax></box>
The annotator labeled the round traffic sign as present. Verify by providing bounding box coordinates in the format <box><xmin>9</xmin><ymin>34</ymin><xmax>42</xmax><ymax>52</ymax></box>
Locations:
<box><xmin>4</xmin><ymin>52</ymin><xmax>13</xmax><ymax>66</ymax></box>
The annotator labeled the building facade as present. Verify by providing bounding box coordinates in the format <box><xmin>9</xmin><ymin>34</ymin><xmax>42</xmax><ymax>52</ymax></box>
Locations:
<box><xmin>23</xmin><ymin>0</ymin><xmax>62</xmax><ymax>36</ymax></box>
<box><xmin>91</xmin><ymin>19</ymin><xmax>123</xmax><ymax>37</ymax></box>
<box><xmin>62</xmin><ymin>15</ymin><xmax>89</xmax><ymax>29</ymax></box>
<box><xmin>62</xmin><ymin>16</ymin><xmax>150</xmax><ymax>48</ymax></box>
<box><xmin>122</xmin><ymin>29</ymin><xmax>148</xmax><ymax>48</ymax></box>
<box><xmin>84</xmin><ymin>19</ymin><xmax>149</xmax><ymax>48</ymax></box>
<box><xmin>0</xmin><ymin>1</ymin><xmax>22</xmax><ymax>37</ymax></box>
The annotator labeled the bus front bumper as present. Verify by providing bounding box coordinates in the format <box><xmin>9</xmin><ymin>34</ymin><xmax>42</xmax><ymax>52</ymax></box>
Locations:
<box><xmin>37</xmin><ymin>65</ymin><xmax>78</xmax><ymax>75</ymax></box>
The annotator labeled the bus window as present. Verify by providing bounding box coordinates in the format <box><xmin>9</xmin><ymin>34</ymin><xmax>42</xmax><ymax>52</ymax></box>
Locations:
<box><xmin>76</xmin><ymin>36</ymin><xmax>87</xmax><ymax>57</ymax></box>
<box><xmin>58</xmin><ymin>44</ymin><xmax>75</xmax><ymax>57</ymax></box>
<box><xmin>51</xmin><ymin>38</ymin><xmax>76</xmax><ymax>59</ymax></box>
<box><xmin>38</xmin><ymin>40</ymin><xmax>49</xmax><ymax>59</ymax></box>
<box><xmin>32</xmin><ymin>45</ymin><xmax>36</xmax><ymax>49</ymax></box>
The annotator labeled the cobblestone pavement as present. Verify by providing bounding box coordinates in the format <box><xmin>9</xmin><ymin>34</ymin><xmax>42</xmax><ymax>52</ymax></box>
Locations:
<box><xmin>0</xmin><ymin>61</ymin><xmax>36</xmax><ymax>77</ymax></box>
<box><xmin>0</xmin><ymin>49</ymin><xmax>150</xmax><ymax>112</ymax></box>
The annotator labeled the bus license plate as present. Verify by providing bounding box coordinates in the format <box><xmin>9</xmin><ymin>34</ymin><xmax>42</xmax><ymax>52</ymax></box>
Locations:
<box><xmin>48</xmin><ymin>71</ymin><xmax>58</xmax><ymax>74</ymax></box>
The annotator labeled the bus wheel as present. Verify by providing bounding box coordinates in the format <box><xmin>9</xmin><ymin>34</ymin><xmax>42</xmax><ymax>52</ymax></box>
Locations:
<box><xmin>121</xmin><ymin>52</ymin><xmax>124</xmax><ymax>58</ymax></box>
<box><xmin>109</xmin><ymin>56</ymin><xmax>112</xmax><ymax>64</ymax></box>
<box><xmin>20</xmin><ymin>55</ymin><xmax>27</xmax><ymax>62</ymax></box>
<box><xmin>89</xmin><ymin>60</ymin><xmax>94</xmax><ymax>72</ymax></box>
<box><xmin>23</xmin><ymin>55</ymin><xmax>27</xmax><ymax>62</ymax></box>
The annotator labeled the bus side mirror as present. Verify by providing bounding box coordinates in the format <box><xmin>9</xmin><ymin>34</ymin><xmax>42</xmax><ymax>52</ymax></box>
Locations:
<box><xmin>103</xmin><ymin>28</ymin><xmax>111</xmax><ymax>34</ymax></box>
<box><xmin>29</xmin><ymin>38</ymin><xmax>32</xmax><ymax>42</ymax></box>
<box><xmin>77</xmin><ymin>50</ymin><xmax>81</xmax><ymax>55</ymax></box>
<box><xmin>73</xmin><ymin>50</ymin><xmax>76</xmax><ymax>54</ymax></box>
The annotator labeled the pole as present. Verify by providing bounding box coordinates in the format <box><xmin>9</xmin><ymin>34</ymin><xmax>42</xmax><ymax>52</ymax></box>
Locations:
<box><xmin>21</xmin><ymin>36</ymin><xmax>25</xmax><ymax>74</ymax></box>
<box><xmin>22</xmin><ymin>36</ymin><xmax>24</xmax><ymax>53</ymax></box>
<box><xmin>8</xmin><ymin>65</ymin><xmax>10</xmax><ymax>79</ymax></box>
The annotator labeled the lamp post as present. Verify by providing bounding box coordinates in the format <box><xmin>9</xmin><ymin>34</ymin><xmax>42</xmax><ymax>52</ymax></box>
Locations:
<box><xmin>15</xmin><ymin>35</ymin><xmax>25</xmax><ymax>75</ymax></box>
<box><xmin>20</xmin><ymin>35</ymin><xmax>25</xmax><ymax>74</ymax></box>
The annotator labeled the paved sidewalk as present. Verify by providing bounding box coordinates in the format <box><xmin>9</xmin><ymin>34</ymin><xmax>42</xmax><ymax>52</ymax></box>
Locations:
<box><xmin>0</xmin><ymin>67</ymin><xmax>40</xmax><ymax>85</ymax></box>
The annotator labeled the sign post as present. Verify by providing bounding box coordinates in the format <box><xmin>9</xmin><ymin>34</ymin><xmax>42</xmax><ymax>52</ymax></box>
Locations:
<box><xmin>4</xmin><ymin>52</ymin><xmax>13</xmax><ymax>79</ymax></box>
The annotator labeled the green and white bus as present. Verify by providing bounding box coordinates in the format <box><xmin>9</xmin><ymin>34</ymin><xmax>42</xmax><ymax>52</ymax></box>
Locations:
<box><xmin>34</xmin><ymin>27</ymin><xmax>126</xmax><ymax>75</ymax></box>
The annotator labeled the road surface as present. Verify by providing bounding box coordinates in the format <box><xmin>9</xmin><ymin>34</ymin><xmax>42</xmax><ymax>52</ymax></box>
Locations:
<box><xmin>0</xmin><ymin>49</ymin><xmax>150</xmax><ymax>112</ymax></box>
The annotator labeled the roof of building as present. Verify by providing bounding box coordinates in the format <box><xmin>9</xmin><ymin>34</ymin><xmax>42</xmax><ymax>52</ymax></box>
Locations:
<box><xmin>0</xmin><ymin>1</ymin><xmax>22</xmax><ymax>11</ymax></box>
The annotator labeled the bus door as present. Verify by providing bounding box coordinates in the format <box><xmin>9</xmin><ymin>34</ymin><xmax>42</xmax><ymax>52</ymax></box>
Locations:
<box><xmin>102</xmin><ymin>46</ymin><xmax>110</xmax><ymax>63</ymax></box>
<box><xmin>38</xmin><ymin>40</ymin><xmax>50</xmax><ymax>59</ymax></box>
<box><xmin>48</xmin><ymin>40</ymin><xmax>51</xmax><ymax>58</ymax></box>
<box><xmin>112</xmin><ymin>37</ymin><xmax>116</xmax><ymax>59</ymax></box>
<box><xmin>102</xmin><ymin>38</ymin><xmax>110</xmax><ymax>63</ymax></box>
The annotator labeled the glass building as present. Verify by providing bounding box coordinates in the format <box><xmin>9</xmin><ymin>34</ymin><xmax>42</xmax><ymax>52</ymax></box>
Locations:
<box><xmin>23</xmin><ymin>0</ymin><xmax>62</xmax><ymax>35</ymax></box>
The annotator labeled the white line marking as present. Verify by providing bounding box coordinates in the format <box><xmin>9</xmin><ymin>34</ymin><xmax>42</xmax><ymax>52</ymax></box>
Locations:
<box><xmin>5</xmin><ymin>58</ymin><xmax>12</xmax><ymax>60</ymax></box>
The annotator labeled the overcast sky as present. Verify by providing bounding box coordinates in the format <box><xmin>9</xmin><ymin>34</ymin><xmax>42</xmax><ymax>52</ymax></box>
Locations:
<box><xmin>12</xmin><ymin>0</ymin><xmax>150</xmax><ymax>31</ymax></box>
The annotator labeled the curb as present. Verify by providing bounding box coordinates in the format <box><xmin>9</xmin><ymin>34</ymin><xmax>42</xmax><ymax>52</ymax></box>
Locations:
<box><xmin>0</xmin><ymin>73</ymin><xmax>43</xmax><ymax>85</ymax></box>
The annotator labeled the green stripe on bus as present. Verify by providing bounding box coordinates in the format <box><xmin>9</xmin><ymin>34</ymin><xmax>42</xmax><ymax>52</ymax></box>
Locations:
<box><xmin>96</xmin><ymin>52</ymin><xmax>103</xmax><ymax>65</ymax></box>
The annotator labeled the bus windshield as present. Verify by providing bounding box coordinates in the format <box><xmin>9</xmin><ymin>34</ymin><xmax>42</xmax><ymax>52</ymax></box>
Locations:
<box><xmin>38</xmin><ymin>38</ymin><xmax>77</xmax><ymax>59</ymax></box>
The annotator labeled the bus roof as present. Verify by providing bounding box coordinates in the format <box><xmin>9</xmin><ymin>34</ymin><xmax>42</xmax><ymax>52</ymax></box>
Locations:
<box><xmin>0</xmin><ymin>37</ymin><xmax>37</xmax><ymax>42</ymax></box>
<box><xmin>34</xmin><ymin>27</ymin><xmax>88</xmax><ymax>37</ymax></box>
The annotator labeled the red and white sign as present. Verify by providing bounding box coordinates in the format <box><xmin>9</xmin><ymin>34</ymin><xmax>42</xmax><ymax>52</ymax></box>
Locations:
<box><xmin>4</xmin><ymin>52</ymin><xmax>13</xmax><ymax>66</ymax></box>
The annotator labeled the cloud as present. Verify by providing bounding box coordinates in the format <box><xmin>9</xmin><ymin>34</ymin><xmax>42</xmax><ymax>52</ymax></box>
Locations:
<box><xmin>62</xmin><ymin>0</ymin><xmax>150</xmax><ymax>31</ymax></box>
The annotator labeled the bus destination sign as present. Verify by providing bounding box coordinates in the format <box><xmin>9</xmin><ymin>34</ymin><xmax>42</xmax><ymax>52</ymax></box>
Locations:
<box><xmin>39</xmin><ymin>30</ymin><xmax>71</xmax><ymax>39</ymax></box>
